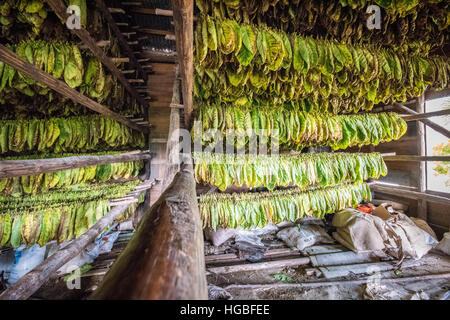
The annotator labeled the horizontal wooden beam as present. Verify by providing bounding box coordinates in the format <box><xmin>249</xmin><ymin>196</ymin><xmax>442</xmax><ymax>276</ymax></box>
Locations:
<box><xmin>394</xmin><ymin>103</ymin><xmax>450</xmax><ymax>139</ymax></box>
<box><xmin>0</xmin><ymin>44</ymin><xmax>148</xmax><ymax>133</ymax></box>
<box><xmin>383</xmin><ymin>155</ymin><xmax>450</xmax><ymax>162</ymax></box>
<box><xmin>402</xmin><ymin>108</ymin><xmax>450</xmax><ymax>121</ymax></box>
<box><xmin>137</xmin><ymin>28</ymin><xmax>175</xmax><ymax>37</ymax></box>
<box><xmin>46</xmin><ymin>0</ymin><xmax>149</xmax><ymax>110</ymax></box>
<box><xmin>0</xmin><ymin>180</ymin><xmax>154</xmax><ymax>300</ymax></box>
<box><xmin>370</xmin><ymin>183</ymin><xmax>450</xmax><ymax>206</ymax></box>
<box><xmin>130</xmin><ymin>7</ymin><xmax>173</xmax><ymax>16</ymax></box>
<box><xmin>0</xmin><ymin>151</ymin><xmax>152</xmax><ymax>179</ymax></box>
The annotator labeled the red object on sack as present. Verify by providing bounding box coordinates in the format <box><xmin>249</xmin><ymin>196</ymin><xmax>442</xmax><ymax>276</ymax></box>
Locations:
<box><xmin>358</xmin><ymin>204</ymin><xmax>374</xmax><ymax>213</ymax></box>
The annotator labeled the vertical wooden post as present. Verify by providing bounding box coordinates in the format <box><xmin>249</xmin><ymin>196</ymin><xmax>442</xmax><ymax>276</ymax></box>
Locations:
<box><xmin>416</xmin><ymin>95</ymin><xmax>428</xmax><ymax>221</ymax></box>
<box><xmin>172</xmin><ymin>0</ymin><xmax>194</xmax><ymax>128</ymax></box>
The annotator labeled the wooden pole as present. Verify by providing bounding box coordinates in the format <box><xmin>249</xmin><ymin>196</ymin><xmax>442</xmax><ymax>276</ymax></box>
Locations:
<box><xmin>45</xmin><ymin>0</ymin><xmax>149</xmax><ymax>110</ymax></box>
<box><xmin>416</xmin><ymin>96</ymin><xmax>428</xmax><ymax>221</ymax></box>
<box><xmin>394</xmin><ymin>102</ymin><xmax>450</xmax><ymax>139</ymax></box>
<box><xmin>0</xmin><ymin>44</ymin><xmax>147</xmax><ymax>133</ymax></box>
<box><xmin>172</xmin><ymin>0</ymin><xmax>194</xmax><ymax>128</ymax></box>
<box><xmin>0</xmin><ymin>151</ymin><xmax>152</xmax><ymax>179</ymax></box>
<box><xmin>0</xmin><ymin>181</ymin><xmax>153</xmax><ymax>301</ymax></box>
<box><xmin>91</xmin><ymin>158</ymin><xmax>208</xmax><ymax>300</ymax></box>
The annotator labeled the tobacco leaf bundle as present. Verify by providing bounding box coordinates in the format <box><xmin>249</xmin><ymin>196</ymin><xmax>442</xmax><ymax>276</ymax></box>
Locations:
<box><xmin>0</xmin><ymin>115</ymin><xmax>146</xmax><ymax>155</ymax></box>
<box><xmin>0</xmin><ymin>40</ymin><xmax>125</xmax><ymax>106</ymax></box>
<box><xmin>0</xmin><ymin>180</ymin><xmax>143</xmax><ymax>248</ymax></box>
<box><xmin>193</xmin><ymin>152</ymin><xmax>387</xmax><ymax>191</ymax></box>
<box><xmin>194</xmin><ymin>16</ymin><xmax>450</xmax><ymax>113</ymax></box>
<box><xmin>200</xmin><ymin>182</ymin><xmax>372</xmax><ymax>230</ymax></box>
<box><xmin>193</xmin><ymin>104</ymin><xmax>407</xmax><ymax>151</ymax></box>
<box><xmin>195</xmin><ymin>0</ymin><xmax>449</xmax><ymax>47</ymax></box>
<box><xmin>0</xmin><ymin>153</ymin><xmax>144</xmax><ymax>196</ymax></box>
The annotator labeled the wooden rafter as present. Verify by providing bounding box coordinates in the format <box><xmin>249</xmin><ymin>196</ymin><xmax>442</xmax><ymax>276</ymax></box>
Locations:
<box><xmin>0</xmin><ymin>44</ymin><xmax>148</xmax><ymax>133</ymax></box>
<box><xmin>172</xmin><ymin>0</ymin><xmax>194</xmax><ymax>128</ymax></box>
<box><xmin>95</xmin><ymin>0</ymin><xmax>147</xmax><ymax>81</ymax></box>
<box><xmin>0</xmin><ymin>151</ymin><xmax>152</xmax><ymax>179</ymax></box>
<box><xmin>45</xmin><ymin>0</ymin><xmax>149</xmax><ymax>109</ymax></box>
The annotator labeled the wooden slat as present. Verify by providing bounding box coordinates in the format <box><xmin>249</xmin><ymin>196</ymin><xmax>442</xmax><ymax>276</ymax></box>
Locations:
<box><xmin>0</xmin><ymin>151</ymin><xmax>152</xmax><ymax>179</ymax></box>
<box><xmin>370</xmin><ymin>183</ymin><xmax>450</xmax><ymax>206</ymax></box>
<box><xmin>0</xmin><ymin>180</ymin><xmax>153</xmax><ymax>301</ymax></box>
<box><xmin>130</xmin><ymin>7</ymin><xmax>173</xmax><ymax>16</ymax></box>
<box><xmin>95</xmin><ymin>0</ymin><xmax>147</xmax><ymax>81</ymax></box>
<box><xmin>172</xmin><ymin>0</ymin><xmax>194</xmax><ymax>128</ymax></box>
<box><xmin>46</xmin><ymin>0</ymin><xmax>149</xmax><ymax>110</ymax></box>
<box><xmin>0</xmin><ymin>44</ymin><xmax>147</xmax><ymax>133</ymax></box>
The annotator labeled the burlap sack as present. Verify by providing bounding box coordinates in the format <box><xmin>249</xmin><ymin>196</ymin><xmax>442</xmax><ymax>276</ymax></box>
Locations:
<box><xmin>332</xmin><ymin>208</ymin><xmax>434</xmax><ymax>260</ymax></box>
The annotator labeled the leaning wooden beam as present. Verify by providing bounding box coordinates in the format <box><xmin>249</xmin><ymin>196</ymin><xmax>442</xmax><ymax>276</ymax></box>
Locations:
<box><xmin>0</xmin><ymin>44</ymin><xmax>147</xmax><ymax>133</ymax></box>
<box><xmin>370</xmin><ymin>183</ymin><xmax>450</xmax><ymax>206</ymax></box>
<box><xmin>0</xmin><ymin>180</ymin><xmax>153</xmax><ymax>301</ymax></box>
<box><xmin>402</xmin><ymin>108</ymin><xmax>450</xmax><ymax>121</ymax></box>
<box><xmin>45</xmin><ymin>0</ymin><xmax>149</xmax><ymax>109</ymax></box>
<box><xmin>91</xmin><ymin>159</ymin><xmax>208</xmax><ymax>300</ymax></box>
<box><xmin>95</xmin><ymin>0</ymin><xmax>147</xmax><ymax>80</ymax></box>
<box><xmin>393</xmin><ymin>102</ymin><xmax>450</xmax><ymax>139</ymax></box>
<box><xmin>383</xmin><ymin>155</ymin><xmax>450</xmax><ymax>162</ymax></box>
<box><xmin>0</xmin><ymin>151</ymin><xmax>152</xmax><ymax>179</ymax></box>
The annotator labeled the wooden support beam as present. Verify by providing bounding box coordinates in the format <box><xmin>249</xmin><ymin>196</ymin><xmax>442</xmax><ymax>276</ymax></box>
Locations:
<box><xmin>416</xmin><ymin>95</ymin><xmax>428</xmax><ymax>220</ymax></box>
<box><xmin>383</xmin><ymin>155</ymin><xmax>450</xmax><ymax>162</ymax></box>
<box><xmin>402</xmin><ymin>108</ymin><xmax>450</xmax><ymax>121</ymax></box>
<box><xmin>0</xmin><ymin>151</ymin><xmax>152</xmax><ymax>179</ymax></box>
<box><xmin>0</xmin><ymin>180</ymin><xmax>152</xmax><ymax>301</ymax></box>
<box><xmin>394</xmin><ymin>102</ymin><xmax>450</xmax><ymax>139</ymax></box>
<box><xmin>0</xmin><ymin>44</ymin><xmax>147</xmax><ymax>133</ymax></box>
<box><xmin>91</xmin><ymin>159</ymin><xmax>208</xmax><ymax>300</ymax></box>
<box><xmin>172</xmin><ymin>0</ymin><xmax>194</xmax><ymax>128</ymax></box>
<box><xmin>370</xmin><ymin>183</ymin><xmax>450</xmax><ymax>206</ymax></box>
<box><xmin>46</xmin><ymin>0</ymin><xmax>149</xmax><ymax>110</ymax></box>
